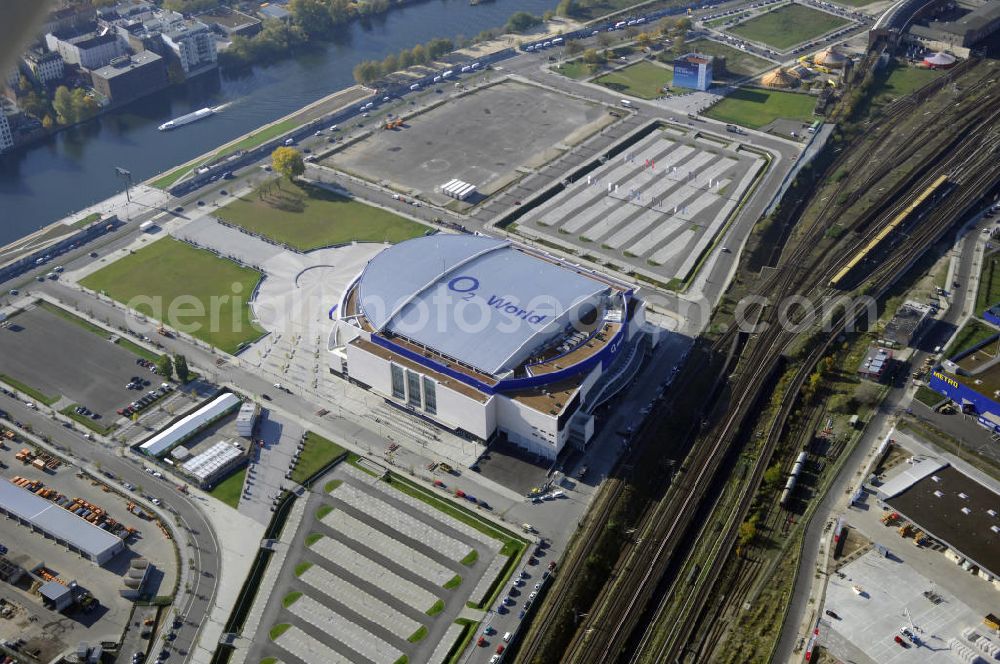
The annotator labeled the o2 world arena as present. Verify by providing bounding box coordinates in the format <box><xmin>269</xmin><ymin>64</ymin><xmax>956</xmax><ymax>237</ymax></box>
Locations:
<box><xmin>332</xmin><ymin>234</ymin><xmax>652</xmax><ymax>460</ymax></box>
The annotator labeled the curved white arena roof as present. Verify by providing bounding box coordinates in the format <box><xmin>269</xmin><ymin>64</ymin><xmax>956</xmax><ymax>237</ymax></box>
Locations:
<box><xmin>356</xmin><ymin>235</ymin><xmax>611</xmax><ymax>375</ymax></box>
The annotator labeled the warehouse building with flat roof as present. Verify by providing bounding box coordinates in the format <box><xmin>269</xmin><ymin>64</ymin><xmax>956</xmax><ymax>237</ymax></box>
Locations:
<box><xmin>332</xmin><ymin>234</ymin><xmax>650</xmax><ymax>460</ymax></box>
<box><xmin>0</xmin><ymin>481</ymin><xmax>124</xmax><ymax>565</ymax></box>
<box><xmin>878</xmin><ymin>461</ymin><xmax>1000</xmax><ymax>579</ymax></box>
<box><xmin>140</xmin><ymin>392</ymin><xmax>241</xmax><ymax>457</ymax></box>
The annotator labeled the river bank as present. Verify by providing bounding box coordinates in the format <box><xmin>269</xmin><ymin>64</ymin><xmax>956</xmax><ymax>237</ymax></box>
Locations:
<box><xmin>0</xmin><ymin>0</ymin><xmax>559</xmax><ymax>246</ymax></box>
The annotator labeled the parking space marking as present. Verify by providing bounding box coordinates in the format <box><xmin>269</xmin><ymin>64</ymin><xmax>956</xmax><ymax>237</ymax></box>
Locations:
<box><xmin>320</xmin><ymin>506</ymin><xmax>457</xmax><ymax>586</ymax></box>
<box><xmin>299</xmin><ymin>563</ymin><xmax>422</xmax><ymax>637</ymax></box>
<box><xmin>289</xmin><ymin>594</ymin><xmax>403</xmax><ymax>664</ymax></box>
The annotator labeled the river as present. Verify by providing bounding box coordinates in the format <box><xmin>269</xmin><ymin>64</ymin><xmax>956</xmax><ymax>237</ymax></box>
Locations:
<box><xmin>0</xmin><ymin>0</ymin><xmax>556</xmax><ymax>245</ymax></box>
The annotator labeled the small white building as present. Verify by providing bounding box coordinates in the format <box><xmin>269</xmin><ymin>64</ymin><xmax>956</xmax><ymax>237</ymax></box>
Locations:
<box><xmin>235</xmin><ymin>401</ymin><xmax>259</xmax><ymax>437</ymax></box>
<box><xmin>440</xmin><ymin>179</ymin><xmax>477</xmax><ymax>201</ymax></box>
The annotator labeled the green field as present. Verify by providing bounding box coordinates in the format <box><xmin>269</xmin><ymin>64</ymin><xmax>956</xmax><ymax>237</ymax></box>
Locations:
<box><xmin>209</xmin><ymin>468</ymin><xmax>247</xmax><ymax>508</ymax></box>
<box><xmin>875</xmin><ymin>64</ymin><xmax>943</xmax><ymax>100</ymax></box>
<box><xmin>554</xmin><ymin>59</ymin><xmax>600</xmax><ymax>80</ymax></box>
<box><xmin>80</xmin><ymin>238</ymin><xmax>265</xmax><ymax>354</ymax></box>
<box><xmin>688</xmin><ymin>39</ymin><xmax>773</xmax><ymax>78</ymax></box>
<box><xmin>728</xmin><ymin>3</ymin><xmax>849</xmax><ymax>50</ymax></box>
<box><xmin>215</xmin><ymin>180</ymin><xmax>428</xmax><ymax>251</ymax></box>
<box><xmin>914</xmin><ymin>385</ymin><xmax>944</xmax><ymax>408</ymax></box>
<box><xmin>977</xmin><ymin>251</ymin><xmax>1000</xmax><ymax>317</ymax></box>
<box><xmin>834</xmin><ymin>0</ymin><xmax>878</xmax><ymax>6</ymax></box>
<box><xmin>705</xmin><ymin>87</ymin><xmax>815</xmax><ymax>128</ymax></box>
<box><xmin>290</xmin><ymin>432</ymin><xmax>347</xmax><ymax>485</ymax></box>
<box><xmin>70</xmin><ymin>212</ymin><xmax>102</xmax><ymax>229</ymax></box>
<box><xmin>595</xmin><ymin>61</ymin><xmax>675</xmax><ymax>99</ymax></box>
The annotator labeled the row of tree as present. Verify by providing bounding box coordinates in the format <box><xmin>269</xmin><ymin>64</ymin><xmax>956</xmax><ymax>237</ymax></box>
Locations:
<box><xmin>156</xmin><ymin>354</ymin><xmax>191</xmax><ymax>383</ymax></box>
<box><xmin>351</xmin><ymin>37</ymin><xmax>454</xmax><ymax>85</ymax></box>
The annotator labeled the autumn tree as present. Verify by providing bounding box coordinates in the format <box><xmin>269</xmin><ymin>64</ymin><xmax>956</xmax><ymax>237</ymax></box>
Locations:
<box><xmin>271</xmin><ymin>146</ymin><xmax>305</xmax><ymax>180</ymax></box>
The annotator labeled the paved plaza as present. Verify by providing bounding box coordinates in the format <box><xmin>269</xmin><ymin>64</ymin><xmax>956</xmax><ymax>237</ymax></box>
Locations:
<box><xmin>515</xmin><ymin>126</ymin><xmax>766</xmax><ymax>284</ymax></box>
<box><xmin>820</xmin><ymin>550</ymin><xmax>987</xmax><ymax>664</ymax></box>
<box><xmin>326</xmin><ymin>79</ymin><xmax>616</xmax><ymax>203</ymax></box>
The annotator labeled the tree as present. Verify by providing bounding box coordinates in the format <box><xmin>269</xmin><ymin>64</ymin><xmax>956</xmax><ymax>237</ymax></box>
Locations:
<box><xmin>271</xmin><ymin>146</ymin><xmax>305</xmax><ymax>180</ymax></box>
<box><xmin>380</xmin><ymin>53</ymin><xmax>399</xmax><ymax>76</ymax></box>
<box><xmin>42</xmin><ymin>114</ymin><xmax>54</xmax><ymax>129</ymax></box>
<box><xmin>582</xmin><ymin>48</ymin><xmax>603</xmax><ymax>65</ymax></box>
<box><xmin>675</xmin><ymin>17</ymin><xmax>692</xmax><ymax>32</ymax></box>
<box><xmin>157</xmin><ymin>355</ymin><xmax>174</xmax><ymax>380</ymax></box>
<box><xmin>410</xmin><ymin>44</ymin><xmax>427</xmax><ymax>64</ymax></box>
<box><xmin>173</xmin><ymin>354</ymin><xmax>190</xmax><ymax>383</ymax></box>
<box><xmin>398</xmin><ymin>49</ymin><xmax>414</xmax><ymax>69</ymax></box>
<box><xmin>671</xmin><ymin>34</ymin><xmax>686</xmax><ymax>56</ymax></box>
<box><xmin>565</xmin><ymin>40</ymin><xmax>583</xmax><ymax>57</ymax></box>
<box><xmin>637</xmin><ymin>32</ymin><xmax>652</xmax><ymax>49</ymax></box>
<box><xmin>353</xmin><ymin>60</ymin><xmax>381</xmax><ymax>85</ymax></box>
<box><xmin>763</xmin><ymin>463</ymin><xmax>782</xmax><ymax>487</ymax></box>
<box><xmin>53</xmin><ymin>85</ymin><xmax>74</xmax><ymax>124</ymax></box>
<box><xmin>505</xmin><ymin>11</ymin><xmax>542</xmax><ymax>34</ymax></box>
<box><xmin>290</xmin><ymin>0</ymin><xmax>334</xmax><ymax>37</ymax></box>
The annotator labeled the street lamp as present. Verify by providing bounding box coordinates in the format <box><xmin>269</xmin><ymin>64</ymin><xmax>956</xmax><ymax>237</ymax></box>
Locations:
<box><xmin>115</xmin><ymin>166</ymin><xmax>133</xmax><ymax>203</ymax></box>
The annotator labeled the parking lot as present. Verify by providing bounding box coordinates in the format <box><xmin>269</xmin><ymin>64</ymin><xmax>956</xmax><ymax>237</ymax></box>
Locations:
<box><xmin>254</xmin><ymin>463</ymin><xmax>524</xmax><ymax>664</ymax></box>
<box><xmin>0</xmin><ymin>303</ymin><xmax>157</xmax><ymax>422</ymax></box>
<box><xmin>0</xmin><ymin>441</ymin><xmax>178</xmax><ymax>654</ymax></box>
<box><xmin>515</xmin><ymin>126</ymin><xmax>766</xmax><ymax>284</ymax></box>
<box><xmin>325</xmin><ymin>79</ymin><xmax>617</xmax><ymax>204</ymax></box>
<box><xmin>820</xmin><ymin>550</ymin><xmax>986</xmax><ymax>664</ymax></box>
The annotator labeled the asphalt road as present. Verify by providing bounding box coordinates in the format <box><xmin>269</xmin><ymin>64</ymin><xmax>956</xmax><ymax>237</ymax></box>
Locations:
<box><xmin>0</xmin><ymin>395</ymin><xmax>219</xmax><ymax>663</ymax></box>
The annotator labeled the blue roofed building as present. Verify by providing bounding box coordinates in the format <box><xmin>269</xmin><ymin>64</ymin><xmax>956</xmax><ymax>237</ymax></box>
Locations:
<box><xmin>333</xmin><ymin>234</ymin><xmax>652</xmax><ymax>459</ymax></box>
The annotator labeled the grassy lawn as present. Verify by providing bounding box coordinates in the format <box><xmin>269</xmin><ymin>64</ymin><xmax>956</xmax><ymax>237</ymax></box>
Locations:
<box><xmin>688</xmin><ymin>39</ymin><xmax>773</xmax><ymax>78</ymax></box>
<box><xmin>221</xmin><ymin>118</ymin><xmax>298</xmax><ymax>156</ymax></box>
<box><xmin>705</xmin><ymin>87</ymin><xmax>816</xmax><ymax>128</ymax></box>
<box><xmin>944</xmin><ymin>318</ymin><xmax>999</xmax><ymax>359</ymax></box>
<box><xmin>976</xmin><ymin>251</ymin><xmax>1000</xmax><ymax>317</ymax></box>
<box><xmin>728</xmin><ymin>3</ymin><xmax>849</xmax><ymax>50</ymax></box>
<box><xmin>80</xmin><ymin>238</ymin><xmax>265</xmax><ymax>354</ymax></box>
<box><xmin>36</xmin><ymin>301</ymin><xmax>162</xmax><ymax>362</ymax></box>
<box><xmin>595</xmin><ymin>61</ymin><xmax>675</xmax><ymax>99</ymax></box>
<box><xmin>0</xmin><ymin>373</ymin><xmax>58</xmax><ymax>405</ymax></box>
<box><xmin>554</xmin><ymin>60</ymin><xmax>600</xmax><ymax>80</ymax></box>
<box><xmin>290</xmin><ymin>432</ymin><xmax>347</xmax><ymax>485</ymax></box>
<box><xmin>876</xmin><ymin>63</ymin><xmax>944</xmax><ymax>101</ymax></box>
<box><xmin>209</xmin><ymin>468</ymin><xmax>246</xmax><ymax>508</ymax></box>
<box><xmin>70</xmin><ymin>212</ymin><xmax>102</xmax><ymax>229</ymax></box>
<box><xmin>914</xmin><ymin>385</ymin><xmax>944</xmax><ymax>408</ymax></box>
<box><xmin>150</xmin><ymin>161</ymin><xmax>198</xmax><ymax>190</ymax></box>
<box><xmin>215</xmin><ymin>179</ymin><xmax>428</xmax><ymax>251</ymax></box>
<box><xmin>60</xmin><ymin>405</ymin><xmax>116</xmax><ymax>435</ymax></box>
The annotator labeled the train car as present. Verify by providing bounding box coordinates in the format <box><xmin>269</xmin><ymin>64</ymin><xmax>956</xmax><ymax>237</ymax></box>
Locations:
<box><xmin>829</xmin><ymin>174</ymin><xmax>950</xmax><ymax>288</ymax></box>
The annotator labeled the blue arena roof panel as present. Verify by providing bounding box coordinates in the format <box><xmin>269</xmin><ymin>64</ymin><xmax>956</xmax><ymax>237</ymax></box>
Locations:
<box><xmin>357</xmin><ymin>235</ymin><xmax>611</xmax><ymax>375</ymax></box>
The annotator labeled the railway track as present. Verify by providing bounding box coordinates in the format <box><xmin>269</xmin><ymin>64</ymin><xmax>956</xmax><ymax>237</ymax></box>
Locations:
<box><xmin>555</xmin><ymin>73</ymin><xmax>1000</xmax><ymax>664</ymax></box>
<box><xmin>512</xmin><ymin>57</ymin><xmax>1000</xmax><ymax>664</ymax></box>
<box><xmin>649</xmin><ymin>99</ymin><xmax>1000</xmax><ymax>664</ymax></box>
